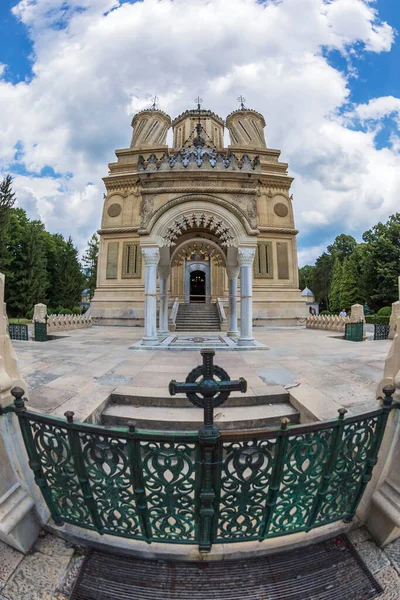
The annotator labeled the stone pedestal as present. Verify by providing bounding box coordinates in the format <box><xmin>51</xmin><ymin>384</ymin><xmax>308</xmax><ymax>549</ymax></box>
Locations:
<box><xmin>0</xmin><ymin>273</ymin><xmax>40</xmax><ymax>553</ymax></box>
<box><xmin>158</xmin><ymin>265</ymin><xmax>170</xmax><ymax>335</ymax></box>
<box><xmin>226</xmin><ymin>266</ymin><xmax>239</xmax><ymax>337</ymax></box>
<box><xmin>237</xmin><ymin>248</ymin><xmax>255</xmax><ymax>346</ymax></box>
<box><xmin>33</xmin><ymin>303</ymin><xmax>47</xmax><ymax>323</ymax></box>
<box><xmin>350</xmin><ymin>303</ymin><xmax>365</xmax><ymax>323</ymax></box>
<box><xmin>141</xmin><ymin>248</ymin><xmax>160</xmax><ymax>346</ymax></box>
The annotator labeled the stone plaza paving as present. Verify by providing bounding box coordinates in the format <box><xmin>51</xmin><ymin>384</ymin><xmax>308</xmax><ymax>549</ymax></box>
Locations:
<box><xmin>12</xmin><ymin>325</ymin><xmax>391</xmax><ymax>418</ymax></box>
<box><xmin>2</xmin><ymin>325</ymin><xmax>397</xmax><ymax>599</ymax></box>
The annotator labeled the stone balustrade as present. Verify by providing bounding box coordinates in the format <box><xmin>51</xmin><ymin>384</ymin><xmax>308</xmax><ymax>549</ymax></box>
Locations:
<box><xmin>306</xmin><ymin>314</ymin><xmax>349</xmax><ymax>332</ymax></box>
<box><xmin>47</xmin><ymin>314</ymin><xmax>92</xmax><ymax>333</ymax></box>
<box><xmin>306</xmin><ymin>304</ymin><xmax>365</xmax><ymax>332</ymax></box>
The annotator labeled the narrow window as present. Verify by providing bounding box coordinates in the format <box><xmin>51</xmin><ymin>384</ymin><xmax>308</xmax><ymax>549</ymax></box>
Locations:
<box><xmin>122</xmin><ymin>242</ymin><xmax>141</xmax><ymax>278</ymax></box>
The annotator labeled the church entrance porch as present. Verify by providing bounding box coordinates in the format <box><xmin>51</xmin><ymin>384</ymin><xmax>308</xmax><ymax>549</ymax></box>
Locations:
<box><xmin>189</xmin><ymin>270</ymin><xmax>206</xmax><ymax>302</ymax></box>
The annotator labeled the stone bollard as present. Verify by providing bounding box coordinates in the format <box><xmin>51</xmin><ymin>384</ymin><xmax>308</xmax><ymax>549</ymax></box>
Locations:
<box><xmin>33</xmin><ymin>302</ymin><xmax>47</xmax><ymax>323</ymax></box>
<box><xmin>389</xmin><ymin>301</ymin><xmax>400</xmax><ymax>340</ymax></box>
<box><xmin>350</xmin><ymin>303</ymin><xmax>365</xmax><ymax>323</ymax></box>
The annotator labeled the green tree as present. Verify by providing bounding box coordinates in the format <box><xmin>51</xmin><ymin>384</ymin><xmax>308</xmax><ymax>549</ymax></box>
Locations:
<box><xmin>82</xmin><ymin>233</ymin><xmax>99</xmax><ymax>299</ymax></box>
<box><xmin>6</xmin><ymin>219</ymin><xmax>48</xmax><ymax>315</ymax></box>
<box><xmin>312</xmin><ymin>253</ymin><xmax>333</xmax><ymax>309</ymax></box>
<box><xmin>55</xmin><ymin>237</ymin><xmax>84</xmax><ymax>309</ymax></box>
<box><xmin>340</xmin><ymin>255</ymin><xmax>362</xmax><ymax>309</ymax></box>
<box><xmin>329</xmin><ymin>257</ymin><xmax>343</xmax><ymax>313</ymax></box>
<box><xmin>362</xmin><ymin>214</ymin><xmax>400</xmax><ymax>309</ymax></box>
<box><xmin>298</xmin><ymin>265</ymin><xmax>316</xmax><ymax>292</ymax></box>
<box><xmin>42</xmin><ymin>231</ymin><xmax>68</xmax><ymax>308</ymax></box>
<box><xmin>0</xmin><ymin>175</ymin><xmax>16</xmax><ymax>272</ymax></box>
<box><xmin>327</xmin><ymin>234</ymin><xmax>357</xmax><ymax>261</ymax></box>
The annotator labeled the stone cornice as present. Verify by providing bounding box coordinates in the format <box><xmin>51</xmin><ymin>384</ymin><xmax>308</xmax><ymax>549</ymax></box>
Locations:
<box><xmin>97</xmin><ymin>227</ymin><xmax>140</xmax><ymax>235</ymax></box>
<box><xmin>258</xmin><ymin>227</ymin><xmax>299</xmax><ymax>235</ymax></box>
<box><xmin>139</xmin><ymin>186</ymin><xmax>257</xmax><ymax>195</ymax></box>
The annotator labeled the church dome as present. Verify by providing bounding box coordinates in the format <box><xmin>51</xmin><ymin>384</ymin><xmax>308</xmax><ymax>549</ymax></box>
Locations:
<box><xmin>130</xmin><ymin>107</ymin><xmax>171</xmax><ymax>149</ymax></box>
<box><xmin>226</xmin><ymin>106</ymin><xmax>267</xmax><ymax>150</ymax></box>
<box><xmin>172</xmin><ymin>108</ymin><xmax>224</xmax><ymax>149</ymax></box>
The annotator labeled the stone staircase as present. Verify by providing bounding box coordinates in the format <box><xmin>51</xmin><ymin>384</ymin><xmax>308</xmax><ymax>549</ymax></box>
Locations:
<box><xmin>175</xmin><ymin>303</ymin><xmax>221</xmax><ymax>332</ymax></box>
<box><xmin>101</xmin><ymin>385</ymin><xmax>299</xmax><ymax>431</ymax></box>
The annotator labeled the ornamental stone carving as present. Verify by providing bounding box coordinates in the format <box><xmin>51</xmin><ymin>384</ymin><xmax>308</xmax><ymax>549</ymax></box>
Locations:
<box><xmin>274</xmin><ymin>203</ymin><xmax>289</xmax><ymax>217</ymax></box>
<box><xmin>108</xmin><ymin>203</ymin><xmax>122</xmax><ymax>217</ymax></box>
<box><xmin>238</xmin><ymin>247</ymin><xmax>256</xmax><ymax>267</ymax></box>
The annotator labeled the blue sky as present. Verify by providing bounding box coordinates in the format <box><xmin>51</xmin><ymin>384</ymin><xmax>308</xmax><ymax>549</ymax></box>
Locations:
<box><xmin>0</xmin><ymin>0</ymin><xmax>400</xmax><ymax>263</ymax></box>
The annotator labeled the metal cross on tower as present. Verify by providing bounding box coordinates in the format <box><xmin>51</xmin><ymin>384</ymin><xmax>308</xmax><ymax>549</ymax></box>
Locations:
<box><xmin>150</xmin><ymin>95</ymin><xmax>159</xmax><ymax>110</ymax></box>
<box><xmin>238</xmin><ymin>95</ymin><xmax>246</xmax><ymax>110</ymax></box>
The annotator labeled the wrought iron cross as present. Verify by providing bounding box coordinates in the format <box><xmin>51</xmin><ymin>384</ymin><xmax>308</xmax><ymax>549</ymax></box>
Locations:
<box><xmin>238</xmin><ymin>95</ymin><xmax>246</xmax><ymax>110</ymax></box>
<box><xmin>195</xmin><ymin>96</ymin><xmax>203</xmax><ymax>111</ymax></box>
<box><xmin>150</xmin><ymin>95</ymin><xmax>159</xmax><ymax>110</ymax></box>
<box><xmin>169</xmin><ymin>349</ymin><xmax>247</xmax><ymax>435</ymax></box>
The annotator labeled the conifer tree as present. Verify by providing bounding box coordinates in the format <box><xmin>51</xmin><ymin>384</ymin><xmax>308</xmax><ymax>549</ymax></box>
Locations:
<box><xmin>55</xmin><ymin>237</ymin><xmax>84</xmax><ymax>309</ymax></box>
<box><xmin>7</xmin><ymin>220</ymin><xmax>48</xmax><ymax>315</ymax></box>
<box><xmin>0</xmin><ymin>175</ymin><xmax>16</xmax><ymax>272</ymax></box>
<box><xmin>82</xmin><ymin>233</ymin><xmax>99</xmax><ymax>299</ymax></box>
<box><xmin>328</xmin><ymin>257</ymin><xmax>343</xmax><ymax>313</ymax></box>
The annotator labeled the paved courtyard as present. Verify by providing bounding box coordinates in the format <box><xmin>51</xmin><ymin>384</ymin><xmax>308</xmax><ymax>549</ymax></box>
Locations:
<box><xmin>11</xmin><ymin>325</ymin><xmax>391</xmax><ymax>420</ymax></box>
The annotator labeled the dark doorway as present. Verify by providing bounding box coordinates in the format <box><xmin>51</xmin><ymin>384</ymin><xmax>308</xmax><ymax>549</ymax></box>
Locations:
<box><xmin>190</xmin><ymin>270</ymin><xmax>206</xmax><ymax>302</ymax></box>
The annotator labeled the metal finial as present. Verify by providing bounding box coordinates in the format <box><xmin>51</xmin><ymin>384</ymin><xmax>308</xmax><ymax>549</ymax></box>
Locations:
<box><xmin>150</xmin><ymin>95</ymin><xmax>159</xmax><ymax>110</ymax></box>
<box><xmin>238</xmin><ymin>95</ymin><xmax>246</xmax><ymax>110</ymax></box>
<box><xmin>195</xmin><ymin>96</ymin><xmax>203</xmax><ymax>111</ymax></box>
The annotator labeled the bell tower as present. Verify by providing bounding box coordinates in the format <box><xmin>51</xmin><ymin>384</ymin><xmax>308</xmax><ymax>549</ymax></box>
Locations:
<box><xmin>130</xmin><ymin>98</ymin><xmax>171</xmax><ymax>149</ymax></box>
<box><xmin>226</xmin><ymin>96</ymin><xmax>267</xmax><ymax>150</ymax></box>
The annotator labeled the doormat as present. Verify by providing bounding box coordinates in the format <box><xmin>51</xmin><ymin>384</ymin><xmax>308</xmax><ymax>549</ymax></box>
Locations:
<box><xmin>70</xmin><ymin>535</ymin><xmax>383</xmax><ymax>600</ymax></box>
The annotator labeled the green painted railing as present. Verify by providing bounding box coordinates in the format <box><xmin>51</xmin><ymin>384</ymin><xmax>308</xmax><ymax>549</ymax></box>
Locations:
<box><xmin>8</xmin><ymin>381</ymin><xmax>396</xmax><ymax>552</ymax></box>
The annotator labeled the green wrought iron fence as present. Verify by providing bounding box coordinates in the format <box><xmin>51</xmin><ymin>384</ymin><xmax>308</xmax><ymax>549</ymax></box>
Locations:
<box><xmin>8</xmin><ymin>323</ymin><xmax>29</xmax><ymax>341</ymax></box>
<box><xmin>34</xmin><ymin>320</ymin><xmax>47</xmax><ymax>342</ymax></box>
<box><xmin>8</xmin><ymin>384</ymin><xmax>395</xmax><ymax>552</ymax></box>
<box><xmin>345</xmin><ymin>321</ymin><xmax>364</xmax><ymax>342</ymax></box>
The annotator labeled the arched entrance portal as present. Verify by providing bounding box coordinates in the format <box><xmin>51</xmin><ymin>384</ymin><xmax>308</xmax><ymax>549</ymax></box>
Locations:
<box><xmin>190</xmin><ymin>270</ymin><xmax>206</xmax><ymax>302</ymax></box>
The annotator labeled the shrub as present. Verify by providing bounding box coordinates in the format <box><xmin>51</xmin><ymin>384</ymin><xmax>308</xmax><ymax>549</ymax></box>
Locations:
<box><xmin>72</xmin><ymin>306</ymin><xmax>81</xmax><ymax>315</ymax></box>
<box><xmin>377</xmin><ymin>306</ymin><xmax>392</xmax><ymax>317</ymax></box>
<box><xmin>365</xmin><ymin>315</ymin><xmax>390</xmax><ymax>324</ymax></box>
<box><xmin>25</xmin><ymin>309</ymin><xmax>34</xmax><ymax>320</ymax></box>
<box><xmin>55</xmin><ymin>306</ymin><xmax>73</xmax><ymax>315</ymax></box>
<box><xmin>320</xmin><ymin>310</ymin><xmax>331</xmax><ymax>316</ymax></box>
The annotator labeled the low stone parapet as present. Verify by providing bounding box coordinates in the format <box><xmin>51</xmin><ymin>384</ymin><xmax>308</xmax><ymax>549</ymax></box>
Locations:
<box><xmin>306</xmin><ymin>314</ymin><xmax>349</xmax><ymax>332</ymax></box>
<box><xmin>47</xmin><ymin>314</ymin><xmax>92</xmax><ymax>333</ymax></box>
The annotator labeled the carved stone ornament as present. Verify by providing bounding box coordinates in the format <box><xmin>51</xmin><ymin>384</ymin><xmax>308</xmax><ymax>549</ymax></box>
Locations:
<box><xmin>107</xmin><ymin>203</ymin><xmax>122</xmax><ymax>217</ymax></box>
<box><xmin>274</xmin><ymin>202</ymin><xmax>289</xmax><ymax>217</ymax></box>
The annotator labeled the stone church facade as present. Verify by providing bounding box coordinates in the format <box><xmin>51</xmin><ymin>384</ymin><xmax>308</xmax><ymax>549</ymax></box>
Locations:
<box><xmin>91</xmin><ymin>102</ymin><xmax>306</xmax><ymax>343</ymax></box>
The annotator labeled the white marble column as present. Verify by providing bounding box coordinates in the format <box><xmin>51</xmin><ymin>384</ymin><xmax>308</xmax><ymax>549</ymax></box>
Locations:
<box><xmin>141</xmin><ymin>247</ymin><xmax>160</xmax><ymax>346</ymax></box>
<box><xmin>226</xmin><ymin>266</ymin><xmax>239</xmax><ymax>337</ymax></box>
<box><xmin>237</xmin><ymin>247</ymin><xmax>256</xmax><ymax>346</ymax></box>
<box><xmin>158</xmin><ymin>265</ymin><xmax>170</xmax><ymax>335</ymax></box>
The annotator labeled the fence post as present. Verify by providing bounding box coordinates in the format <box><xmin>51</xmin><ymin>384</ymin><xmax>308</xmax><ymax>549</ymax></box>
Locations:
<box><xmin>126</xmin><ymin>420</ymin><xmax>152</xmax><ymax>542</ymax></box>
<box><xmin>305</xmin><ymin>408</ymin><xmax>347</xmax><ymax>531</ymax></box>
<box><xmin>260</xmin><ymin>417</ymin><xmax>291</xmax><ymax>539</ymax></box>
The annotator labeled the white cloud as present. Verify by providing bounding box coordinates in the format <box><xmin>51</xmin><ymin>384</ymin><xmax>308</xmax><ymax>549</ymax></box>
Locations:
<box><xmin>0</xmin><ymin>0</ymin><xmax>398</xmax><ymax>258</ymax></box>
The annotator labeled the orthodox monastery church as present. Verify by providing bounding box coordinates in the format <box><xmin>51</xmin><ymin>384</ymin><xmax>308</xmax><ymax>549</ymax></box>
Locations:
<box><xmin>91</xmin><ymin>99</ymin><xmax>306</xmax><ymax>345</ymax></box>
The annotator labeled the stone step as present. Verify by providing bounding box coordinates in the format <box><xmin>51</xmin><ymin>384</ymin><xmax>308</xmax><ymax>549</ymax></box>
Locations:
<box><xmin>110</xmin><ymin>384</ymin><xmax>290</xmax><ymax>408</ymax></box>
<box><xmin>102</xmin><ymin>402</ymin><xmax>300</xmax><ymax>431</ymax></box>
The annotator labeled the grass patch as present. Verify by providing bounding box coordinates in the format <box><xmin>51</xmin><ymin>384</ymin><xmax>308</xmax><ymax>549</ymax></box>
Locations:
<box><xmin>8</xmin><ymin>318</ymin><xmax>31</xmax><ymax>325</ymax></box>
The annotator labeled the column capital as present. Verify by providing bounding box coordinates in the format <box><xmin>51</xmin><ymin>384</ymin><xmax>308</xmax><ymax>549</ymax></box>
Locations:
<box><xmin>237</xmin><ymin>247</ymin><xmax>256</xmax><ymax>267</ymax></box>
<box><xmin>226</xmin><ymin>266</ymin><xmax>240</xmax><ymax>280</ymax></box>
<box><xmin>141</xmin><ymin>247</ymin><xmax>160</xmax><ymax>266</ymax></box>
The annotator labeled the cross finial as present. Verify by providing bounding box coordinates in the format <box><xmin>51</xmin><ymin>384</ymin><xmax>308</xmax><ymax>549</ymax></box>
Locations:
<box><xmin>238</xmin><ymin>95</ymin><xmax>246</xmax><ymax>110</ymax></box>
<box><xmin>150</xmin><ymin>95</ymin><xmax>159</xmax><ymax>110</ymax></box>
<box><xmin>195</xmin><ymin>96</ymin><xmax>203</xmax><ymax>111</ymax></box>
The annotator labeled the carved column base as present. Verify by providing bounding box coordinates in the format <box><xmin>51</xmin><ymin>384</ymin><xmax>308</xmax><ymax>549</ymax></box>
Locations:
<box><xmin>0</xmin><ymin>483</ymin><xmax>39</xmax><ymax>554</ymax></box>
